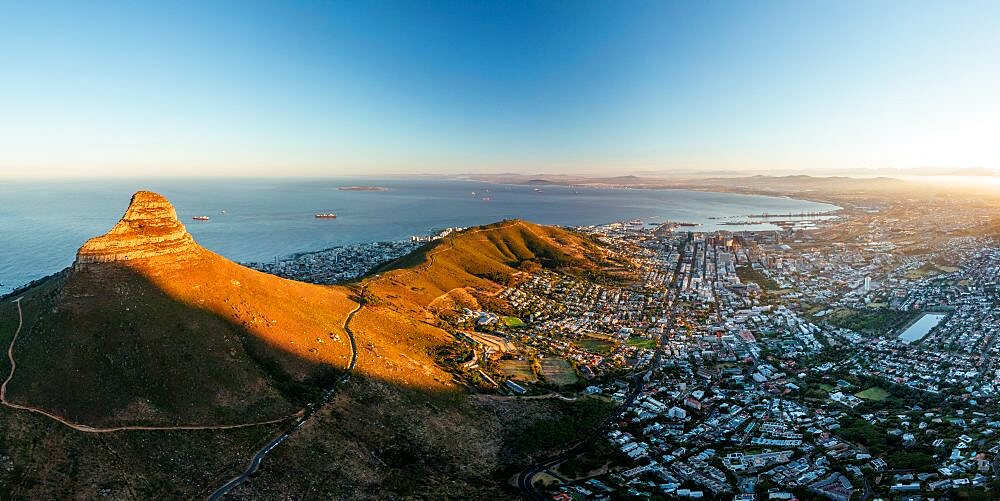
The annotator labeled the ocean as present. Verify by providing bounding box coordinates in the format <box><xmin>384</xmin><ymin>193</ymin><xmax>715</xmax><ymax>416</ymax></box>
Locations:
<box><xmin>0</xmin><ymin>178</ymin><xmax>838</xmax><ymax>294</ymax></box>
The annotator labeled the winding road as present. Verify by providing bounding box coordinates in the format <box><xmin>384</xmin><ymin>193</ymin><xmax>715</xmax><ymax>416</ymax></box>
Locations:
<box><xmin>1</xmin><ymin>297</ymin><xmax>302</xmax><ymax>433</ymax></box>
<box><xmin>516</xmin><ymin>371</ymin><xmax>646</xmax><ymax>499</ymax></box>
<box><xmin>208</xmin><ymin>287</ymin><xmax>364</xmax><ymax>500</ymax></box>
<box><xmin>3</xmin><ymin>289</ymin><xmax>363</xmax><ymax>499</ymax></box>
<box><xmin>0</xmin><ymin>298</ymin><xmax>25</xmax><ymax>407</ymax></box>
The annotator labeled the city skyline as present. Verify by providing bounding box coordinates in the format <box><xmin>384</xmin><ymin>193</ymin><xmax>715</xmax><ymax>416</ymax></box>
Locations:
<box><xmin>2</xmin><ymin>1</ymin><xmax>999</xmax><ymax>178</ymax></box>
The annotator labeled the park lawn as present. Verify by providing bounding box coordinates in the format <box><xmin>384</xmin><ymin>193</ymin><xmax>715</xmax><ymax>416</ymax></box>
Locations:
<box><xmin>626</xmin><ymin>337</ymin><xmax>657</xmax><ymax>350</ymax></box>
<box><xmin>905</xmin><ymin>262</ymin><xmax>940</xmax><ymax>280</ymax></box>
<box><xmin>502</xmin><ymin>315</ymin><xmax>526</xmax><ymax>328</ymax></box>
<box><xmin>577</xmin><ymin>335</ymin><xmax>616</xmax><ymax>356</ymax></box>
<box><xmin>818</xmin><ymin>383</ymin><xmax>836</xmax><ymax>392</ymax></box>
<box><xmin>540</xmin><ymin>358</ymin><xmax>578</xmax><ymax>386</ymax></box>
<box><xmin>736</xmin><ymin>266</ymin><xmax>781</xmax><ymax>290</ymax></box>
<box><xmin>500</xmin><ymin>359</ymin><xmax>537</xmax><ymax>383</ymax></box>
<box><xmin>855</xmin><ymin>387</ymin><xmax>891</xmax><ymax>401</ymax></box>
<box><xmin>826</xmin><ymin>308</ymin><xmax>919</xmax><ymax>336</ymax></box>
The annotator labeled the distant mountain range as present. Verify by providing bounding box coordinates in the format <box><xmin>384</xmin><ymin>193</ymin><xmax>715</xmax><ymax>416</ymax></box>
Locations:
<box><xmin>458</xmin><ymin>170</ymin><xmax>1000</xmax><ymax>205</ymax></box>
<box><xmin>629</xmin><ymin>166</ymin><xmax>1000</xmax><ymax>177</ymax></box>
<box><xmin>462</xmin><ymin>166</ymin><xmax>998</xmax><ymax>186</ymax></box>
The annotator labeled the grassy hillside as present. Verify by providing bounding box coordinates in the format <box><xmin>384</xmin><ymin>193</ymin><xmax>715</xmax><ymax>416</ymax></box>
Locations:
<box><xmin>369</xmin><ymin>219</ymin><xmax>607</xmax><ymax>308</ymax></box>
<box><xmin>0</xmin><ymin>403</ymin><xmax>279</xmax><ymax>499</ymax></box>
<box><xmin>4</xmin><ymin>253</ymin><xmax>357</xmax><ymax>427</ymax></box>
<box><xmin>1</xmin><ymin>204</ymin><xmax>620</xmax><ymax>498</ymax></box>
<box><xmin>4</xmin><ymin>216</ymin><xmax>606</xmax><ymax>426</ymax></box>
<box><xmin>224</xmin><ymin>376</ymin><xmax>616</xmax><ymax>499</ymax></box>
<box><xmin>344</xmin><ymin>220</ymin><xmax>610</xmax><ymax>391</ymax></box>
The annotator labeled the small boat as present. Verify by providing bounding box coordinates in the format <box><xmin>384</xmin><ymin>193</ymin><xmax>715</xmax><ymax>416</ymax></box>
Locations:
<box><xmin>192</xmin><ymin>216</ymin><xmax>210</xmax><ymax>221</ymax></box>
<box><xmin>315</xmin><ymin>213</ymin><xmax>338</xmax><ymax>219</ymax></box>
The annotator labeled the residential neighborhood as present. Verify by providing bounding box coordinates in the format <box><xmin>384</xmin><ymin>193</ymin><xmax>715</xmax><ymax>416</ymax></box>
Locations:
<box><xmin>432</xmin><ymin>196</ymin><xmax>1000</xmax><ymax>500</ymax></box>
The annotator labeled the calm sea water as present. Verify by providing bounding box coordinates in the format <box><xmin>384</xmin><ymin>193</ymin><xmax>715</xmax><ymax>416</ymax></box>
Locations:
<box><xmin>0</xmin><ymin>178</ymin><xmax>837</xmax><ymax>294</ymax></box>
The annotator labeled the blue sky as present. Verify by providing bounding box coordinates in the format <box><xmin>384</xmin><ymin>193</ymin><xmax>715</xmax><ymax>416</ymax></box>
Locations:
<box><xmin>1</xmin><ymin>1</ymin><xmax>998</xmax><ymax>177</ymax></box>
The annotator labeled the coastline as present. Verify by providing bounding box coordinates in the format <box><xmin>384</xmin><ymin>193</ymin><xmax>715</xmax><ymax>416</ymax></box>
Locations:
<box><xmin>0</xmin><ymin>180</ymin><xmax>838</xmax><ymax>295</ymax></box>
<box><xmin>466</xmin><ymin>176</ymin><xmax>845</xmax><ymax>213</ymax></box>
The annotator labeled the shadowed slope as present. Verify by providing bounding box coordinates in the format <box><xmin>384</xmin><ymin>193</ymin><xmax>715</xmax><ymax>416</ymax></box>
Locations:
<box><xmin>0</xmin><ymin>195</ymin><xmax>622</xmax><ymax>498</ymax></box>
<box><xmin>4</xmin><ymin>192</ymin><xmax>357</xmax><ymax>427</ymax></box>
<box><xmin>4</xmin><ymin>195</ymin><xmax>606</xmax><ymax>427</ymax></box>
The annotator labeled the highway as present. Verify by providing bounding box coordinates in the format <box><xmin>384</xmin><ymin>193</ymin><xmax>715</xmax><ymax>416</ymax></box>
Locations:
<box><xmin>208</xmin><ymin>287</ymin><xmax>364</xmax><ymax>500</ymax></box>
<box><xmin>208</xmin><ymin>433</ymin><xmax>291</xmax><ymax>500</ymax></box>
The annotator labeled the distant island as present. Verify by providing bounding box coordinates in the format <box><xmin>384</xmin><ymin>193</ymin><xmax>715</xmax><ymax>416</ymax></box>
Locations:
<box><xmin>337</xmin><ymin>185</ymin><xmax>388</xmax><ymax>191</ymax></box>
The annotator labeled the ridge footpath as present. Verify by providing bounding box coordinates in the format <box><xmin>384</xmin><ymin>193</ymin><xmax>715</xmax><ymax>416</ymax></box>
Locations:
<box><xmin>3</xmin><ymin>191</ymin><xmax>358</xmax><ymax>428</ymax></box>
<box><xmin>0</xmin><ymin>190</ymin><xmax>617</xmax><ymax>499</ymax></box>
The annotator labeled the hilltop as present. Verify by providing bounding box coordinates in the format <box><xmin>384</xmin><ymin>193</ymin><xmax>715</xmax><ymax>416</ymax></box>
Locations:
<box><xmin>3</xmin><ymin>191</ymin><xmax>359</xmax><ymax>427</ymax></box>
<box><xmin>0</xmin><ymin>191</ymin><xmax>617</xmax><ymax>498</ymax></box>
<box><xmin>347</xmin><ymin>219</ymin><xmax>610</xmax><ymax>389</ymax></box>
<box><xmin>371</xmin><ymin>218</ymin><xmax>607</xmax><ymax>310</ymax></box>
<box><xmin>232</xmin><ymin>219</ymin><xmax>616</xmax><ymax>499</ymax></box>
<box><xmin>3</xmin><ymin>193</ymin><xmax>609</xmax><ymax>424</ymax></box>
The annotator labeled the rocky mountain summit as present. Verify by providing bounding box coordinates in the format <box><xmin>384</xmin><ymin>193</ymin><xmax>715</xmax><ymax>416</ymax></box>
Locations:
<box><xmin>7</xmin><ymin>190</ymin><xmax>359</xmax><ymax>428</ymax></box>
<box><xmin>0</xmin><ymin>189</ymin><xmax>615</xmax><ymax>498</ymax></box>
<box><xmin>75</xmin><ymin>190</ymin><xmax>198</xmax><ymax>269</ymax></box>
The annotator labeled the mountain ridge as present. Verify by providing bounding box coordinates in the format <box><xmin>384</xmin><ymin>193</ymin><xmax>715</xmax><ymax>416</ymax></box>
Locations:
<box><xmin>3</xmin><ymin>191</ymin><xmax>358</xmax><ymax>426</ymax></box>
<box><xmin>3</xmin><ymin>191</ymin><xmax>609</xmax><ymax>427</ymax></box>
<box><xmin>0</xmin><ymin>189</ymin><xmax>621</xmax><ymax>498</ymax></box>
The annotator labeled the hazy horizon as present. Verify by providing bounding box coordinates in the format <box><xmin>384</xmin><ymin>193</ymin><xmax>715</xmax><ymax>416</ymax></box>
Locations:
<box><xmin>3</xmin><ymin>167</ymin><xmax>1000</xmax><ymax>181</ymax></box>
<box><xmin>2</xmin><ymin>1</ymin><xmax>999</xmax><ymax>178</ymax></box>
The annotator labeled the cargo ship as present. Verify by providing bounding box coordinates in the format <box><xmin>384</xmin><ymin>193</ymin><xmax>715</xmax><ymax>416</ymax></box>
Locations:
<box><xmin>314</xmin><ymin>213</ymin><xmax>338</xmax><ymax>219</ymax></box>
<box><xmin>192</xmin><ymin>216</ymin><xmax>210</xmax><ymax>221</ymax></box>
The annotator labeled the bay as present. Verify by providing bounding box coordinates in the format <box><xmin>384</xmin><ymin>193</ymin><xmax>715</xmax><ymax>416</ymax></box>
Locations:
<box><xmin>0</xmin><ymin>177</ymin><xmax>838</xmax><ymax>294</ymax></box>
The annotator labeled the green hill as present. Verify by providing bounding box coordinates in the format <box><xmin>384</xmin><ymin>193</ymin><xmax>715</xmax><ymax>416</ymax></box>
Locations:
<box><xmin>0</xmin><ymin>192</ymin><xmax>618</xmax><ymax>499</ymax></box>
